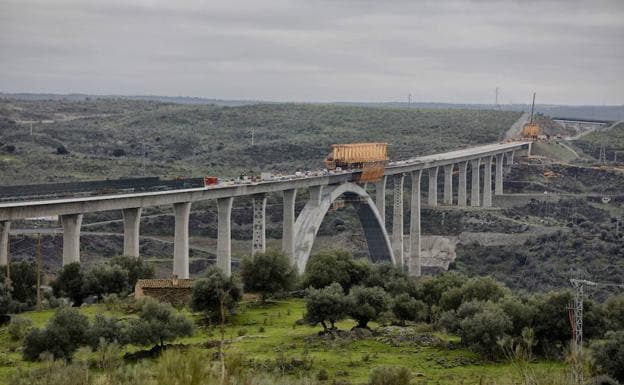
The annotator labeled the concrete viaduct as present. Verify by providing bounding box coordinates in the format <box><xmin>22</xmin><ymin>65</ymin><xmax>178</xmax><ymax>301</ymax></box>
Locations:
<box><xmin>0</xmin><ymin>141</ymin><xmax>530</xmax><ymax>277</ymax></box>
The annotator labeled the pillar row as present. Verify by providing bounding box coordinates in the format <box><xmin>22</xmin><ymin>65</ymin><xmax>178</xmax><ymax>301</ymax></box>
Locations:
<box><xmin>392</xmin><ymin>174</ymin><xmax>404</xmax><ymax>267</ymax></box>
<box><xmin>282</xmin><ymin>189</ymin><xmax>297</xmax><ymax>261</ymax></box>
<box><xmin>122</xmin><ymin>207</ymin><xmax>142</xmax><ymax>257</ymax></box>
<box><xmin>61</xmin><ymin>213</ymin><xmax>83</xmax><ymax>266</ymax></box>
<box><xmin>252</xmin><ymin>193</ymin><xmax>267</xmax><ymax>255</ymax></box>
<box><xmin>217</xmin><ymin>197</ymin><xmax>234</xmax><ymax>277</ymax></box>
<box><xmin>0</xmin><ymin>221</ymin><xmax>10</xmax><ymax>266</ymax></box>
<box><xmin>483</xmin><ymin>156</ymin><xmax>493</xmax><ymax>207</ymax></box>
<box><xmin>173</xmin><ymin>202</ymin><xmax>191</xmax><ymax>279</ymax></box>
<box><xmin>409</xmin><ymin>170</ymin><xmax>422</xmax><ymax>276</ymax></box>
<box><xmin>470</xmin><ymin>159</ymin><xmax>481</xmax><ymax>207</ymax></box>
<box><xmin>495</xmin><ymin>153</ymin><xmax>504</xmax><ymax>195</ymax></box>
<box><xmin>443</xmin><ymin>164</ymin><xmax>454</xmax><ymax>205</ymax></box>
<box><xmin>375</xmin><ymin>176</ymin><xmax>387</xmax><ymax>226</ymax></box>
<box><xmin>458</xmin><ymin>161</ymin><xmax>468</xmax><ymax>206</ymax></box>
<box><xmin>427</xmin><ymin>167</ymin><xmax>438</xmax><ymax>207</ymax></box>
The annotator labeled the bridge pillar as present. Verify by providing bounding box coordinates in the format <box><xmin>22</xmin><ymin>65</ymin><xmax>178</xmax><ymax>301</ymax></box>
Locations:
<box><xmin>252</xmin><ymin>193</ymin><xmax>267</xmax><ymax>255</ymax></box>
<box><xmin>392</xmin><ymin>174</ymin><xmax>404</xmax><ymax>267</ymax></box>
<box><xmin>409</xmin><ymin>171</ymin><xmax>422</xmax><ymax>276</ymax></box>
<box><xmin>375</xmin><ymin>176</ymin><xmax>387</xmax><ymax>226</ymax></box>
<box><xmin>427</xmin><ymin>167</ymin><xmax>439</xmax><ymax>207</ymax></box>
<box><xmin>0</xmin><ymin>221</ymin><xmax>9</xmax><ymax>266</ymax></box>
<box><xmin>122</xmin><ymin>207</ymin><xmax>142</xmax><ymax>257</ymax></box>
<box><xmin>495</xmin><ymin>153</ymin><xmax>504</xmax><ymax>195</ymax></box>
<box><xmin>282</xmin><ymin>189</ymin><xmax>297</xmax><ymax>260</ymax></box>
<box><xmin>470</xmin><ymin>159</ymin><xmax>481</xmax><ymax>207</ymax></box>
<box><xmin>483</xmin><ymin>156</ymin><xmax>493</xmax><ymax>207</ymax></box>
<box><xmin>217</xmin><ymin>197</ymin><xmax>234</xmax><ymax>276</ymax></box>
<box><xmin>309</xmin><ymin>186</ymin><xmax>323</xmax><ymax>207</ymax></box>
<box><xmin>61</xmin><ymin>213</ymin><xmax>83</xmax><ymax>265</ymax></box>
<box><xmin>173</xmin><ymin>202</ymin><xmax>191</xmax><ymax>279</ymax></box>
<box><xmin>458</xmin><ymin>161</ymin><xmax>468</xmax><ymax>206</ymax></box>
<box><xmin>443</xmin><ymin>164</ymin><xmax>454</xmax><ymax>205</ymax></box>
<box><xmin>504</xmin><ymin>151</ymin><xmax>514</xmax><ymax>173</ymax></box>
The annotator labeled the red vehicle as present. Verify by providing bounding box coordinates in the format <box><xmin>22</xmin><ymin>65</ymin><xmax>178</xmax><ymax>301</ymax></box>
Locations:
<box><xmin>203</xmin><ymin>176</ymin><xmax>219</xmax><ymax>186</ymax></box>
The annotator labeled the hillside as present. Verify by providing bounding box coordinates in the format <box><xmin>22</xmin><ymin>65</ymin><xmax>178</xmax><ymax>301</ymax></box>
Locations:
<box><xmin>0</xmin><ymin>99</ymin><xmax>521</xmax><ymax>185</ymax></box>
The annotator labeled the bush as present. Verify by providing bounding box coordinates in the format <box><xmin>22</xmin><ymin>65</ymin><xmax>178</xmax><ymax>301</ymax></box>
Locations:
<box><xmin>458</xmin><ymin>301</ymin><xmax>512</xmax><ymax>359</ymax></box>
<box><xmin>126</xmin><ymin>298</ymin><xmax>193</xmax><ymax>348</ymax></box>
<box><xmin>303</xmin><ymin>250</ymin><xmax>370</xmax><ymax>291</ymax></box>
<box><xmin>347</xmin><ymin>285</ymin><xmax>391</xmax><ymax>329</ymax></box>
<box><xmin>591</xmin><ymin>330</ymin><xmax>624</xmax><ymax>382</ymax></box>
<box><xmin>8</xmin><ymin>316</ymin><xmax>32</xmax><ymax>341</ymax></box>
<box><xmin>0</xmin><ymin>282</ymin><xmax>10</xmax><ymax>316</ymax></box>
<box><xmin>5</xmin><ymin>260</ymin><xmax>39</xmax><ymax>305</ymax></box>
<box><xmin>56</xmin><ymin>146</ymin><xmax>68</xmax><ymax>155</ymax></box>
<box><xmin>392</xmin><ymin>293</ymin><xmax>428</xmax><ymax>325</ymax></box>
<box><xmin>190</xmin><ymin>266</ymin><xmax>242</xmax><ymax>322</ymax></box>
<box><xmin>85</xmin><ymin>314</ymin><xmax>124</xmax><ymax>349</ymax></box>
<box><xmin>82</xmin><ymin>264</ymin><xmax>129</xmax><ymax>299</ymax></box>
<box><xmin>51</xmin><ymin>263</ymin><xmax>84</xmax><ymax>305</ymax></box>
<box><xmin>364</xmin><ymin>263</ymin><xmax>409</xmax><ymax>296</ymax></box>
<box><xmin>110</xmin><ymin>256</ymin><xmax>154</xmax><ymax>290</ymax></box>
<box><xmin>604</xmin><ymin>294</ymin><xmax>624</xmax><ymax>332</ymax></box>
<box><xmin>112</xmin><ymin>148</ymin><xmax>126</xmax><ymax>157</ymax></box>
<box><xmin>241</xmin><ymin>250</ymin><xmax>297</xmax><ymax>301</ymax></box>
<box><xmin>23</xmin><ymin>306</ymin><xmax>89</xmax><ymax>361</ymax></box>
<box><xmin>304</xmin><ymin>282</ymin><xmax>349</xmax><ymax>331</ymax></box>
<box><xmin>369</xmin><ymin>365</ymin><xmax>411</xmax><ymax>385</ymax></box>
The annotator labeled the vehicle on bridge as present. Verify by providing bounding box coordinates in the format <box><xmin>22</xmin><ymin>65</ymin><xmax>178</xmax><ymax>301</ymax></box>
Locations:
<box><xmin>324</xmin><ymin>142</ymin><xmax>388</xmax><ymax>182</ymax></box>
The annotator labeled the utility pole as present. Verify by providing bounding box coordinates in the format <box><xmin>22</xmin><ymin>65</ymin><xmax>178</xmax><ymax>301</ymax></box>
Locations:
<box><xmin>569</xmin><ymin>279</ymin><xmax>596</xmax><ymax>353</ymax></box>
<box><xmin>251</xmin><ymin>127</ymin><xmax>255</xmax><ymax>146</ymax></box>
<box><xmin>529</xmin><ymin>92</ymin><xmax>536</xmax><ymax>124</ymax></box>
<box><xmin>36</xmin><ymin>232</ymin><xmax>42</xmax><ymax>310</ymax></box>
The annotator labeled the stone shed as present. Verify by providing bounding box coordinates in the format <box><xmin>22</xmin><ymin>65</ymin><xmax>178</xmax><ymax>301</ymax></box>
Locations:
<box><xmin>134</xmin><ymin>277</ymin><xmax>195</xmax><ymax>306</ymax></box>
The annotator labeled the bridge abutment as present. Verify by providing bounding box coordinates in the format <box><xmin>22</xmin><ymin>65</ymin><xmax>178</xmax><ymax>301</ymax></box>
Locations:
<box><xmin>458</xmin><ymin>161</ymin><xmax>468</xmax><ymax>206</ymax></box>
<box><xmin>483</xmin><ymin>156</ymin><xmax>493</xmax><ymax>207</ymax></box>
<box><xmin>252</xmin><ymin>193</ymin><xmax>267</xmax><ymax>255</ymax></box>
<box><xmin>173</xmin><ymin>202</ymin><xmax>191</xmax><ymax>279</ymax></box>
<box><xmin>392</xmin><ymin>174</ymin><xmax>404</xmax><ymax>267</ymax></box>
<box><xmin>427</xmin><ymin>167</ymin><xmax>438</xmax><ymax>207</ymax></box>
<box><xmin>122</xmin><ymin>207</ymin><xmax>142</xmax><ymax>257</ymax></box>
<box><xmin>217</xmin><ymin>197</ymin><xmax>234</xmax><ymax>276</ymax></box>
<box><xmin>61</xmin><ymin>213</ymin><xmax>83</xmax><ymax>265</ymax></box>
<box><xmin>282</xmin><ymin>189</ymin><xmax>297</xmax><ymax>260</ymax></box>
<box><xmin>443</xmin><ymin>164</ymin><xmax>453</xmax><ymax>205</ymax></box>
<box><xmin>470</xmin><ymin>159</ymin><xmax>481</xmax><ymax>207</ymax></box>
<box><xmin>0</xmin><ymin>221</ymin><xmax>9</xmax><ymax>266</ymax></box>
<box><xmin>409</xmin><ymin>171</ymin><xmax>422</xmax><ymax>276</ymax></box>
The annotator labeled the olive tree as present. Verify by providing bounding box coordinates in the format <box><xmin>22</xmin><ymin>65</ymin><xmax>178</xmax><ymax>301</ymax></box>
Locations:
<box><xmin>347</xmin><ymin>285</ymin><xmax>391</xmax><ymax>329</ymax></box>
<box><xmin>241</xmin><ymin>250</ymin><xmax>296</xmax><ymax>301</ymax></box>
<box><xmin>126</xmin><ymin>298</ymin><xmax>193</xmax><ymax>349</ymax></box>
<box><xmin>304</xmin><ymin>283</ymin><xmax>349</xmax><ymax>331</ymax></box>
<box><xmin>190</xmin><ymin>267</ymin><xmax>242</xmax><ymax>322</ymax></box>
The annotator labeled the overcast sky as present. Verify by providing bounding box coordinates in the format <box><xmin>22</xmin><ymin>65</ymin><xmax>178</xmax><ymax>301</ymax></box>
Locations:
<box><xmin>1</xmin><ymin>0</ymin><xmax>623</xmax><ymax>105</ymax></box>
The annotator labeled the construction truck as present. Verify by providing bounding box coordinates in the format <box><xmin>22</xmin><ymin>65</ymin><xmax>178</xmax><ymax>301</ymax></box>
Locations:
<box><xmin>324</xmin><ymin>143</ymin><xmax>388</xmax><ymax>182</ymax></box>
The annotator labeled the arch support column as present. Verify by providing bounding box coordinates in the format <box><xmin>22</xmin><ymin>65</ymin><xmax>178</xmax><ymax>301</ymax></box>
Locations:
<box><xmin>252</xmin><ymin>193</ymin><xmax>267</xmax><ymax>255</ymax></box>
<box><xmin>458</xmin><ymin>161</ymin><xmax>468</xmax><ymax>206</ymax></box>
<box><xmin>483</xmin><ymin>156</ymin><xmax>493</xmax><ymax>207</ymax></box>
<box><xmin>0</xmin><ymin>221</ymin><xmax>9</xmax><ymax>266</ymax></box>
<box><xmin>217</xmin><ymin>197</ymin><xmax>234</xmax><ymax>276</ymax></box>
<box><xmin>427</xmin><ymin>167</ymin><xmax>439</xmax><ymax>207</ymax></box>
<box><xmin>443</xmin><ymin>164</ymin><xmax>454</xmax><ymax>205</ymax></box>
<box><xmin>409</xmin><ymin>171</ymin><xmax>422</xmax><ymax>276</ymax></box>
<box><xmin>495</xmin><ymin>153</ymin><xmax>504</xmax><ymax>195</ymax></box>
<box><xmin>122</xmin><ymin>207</ymin><xmax>142</xmax><ymax>257</ymax></box>
<box><xmin>173</xmin><ymin>202</ymin><xmax>191</xmax><ymax>279</ymax></box>
<box><xmin>392</xmin><ymin>174</ymin><xmax>404</xmax><ymax>267</ymax></box>
<box><xmin>375</xmin><ymin>176</ymin><xmax>387</xmax><ymax>226</ymax></box>
<box><xmin>282</xmin><ymin>189</ymin><xmax>297</xmax><ymax>260</ymax></box>
<box><xmin>61</xmin><ymin>213</ymin><xmax>83</xmax><ymax>265</ymax></box>
<box><xmin>470</xmin><ymin>159</ymin><xmax>481</xmax><ymax>207</ymax></box>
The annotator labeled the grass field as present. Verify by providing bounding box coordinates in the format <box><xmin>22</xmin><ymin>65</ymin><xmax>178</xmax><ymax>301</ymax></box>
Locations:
<box><xmin>0</xmin><ymin>299</ymin><xmax>566</xmax><ymax>385</ymax></box>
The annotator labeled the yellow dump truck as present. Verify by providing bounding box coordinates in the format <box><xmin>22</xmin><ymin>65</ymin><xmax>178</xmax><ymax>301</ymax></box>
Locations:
<box><xmin>324</xmin><ymin>143</ymin><xmax>388</xmax><ymax>182</ymax></box>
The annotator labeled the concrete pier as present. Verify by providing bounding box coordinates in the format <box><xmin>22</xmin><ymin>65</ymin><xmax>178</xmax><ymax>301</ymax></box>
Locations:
<box><xmin>443</xmin><ymin>164</ymin><xmax>453</xmax><ymax>205</ymax></box>
<box><xmin>122</xmin><ymin>207</ymin><xmax>142</xmax><ymax>257</ymax></box>
<box><xmin>409</xmin><ymin>170</ymin><xmax>422</xmax><ymax>276</ymax></box>
<box><xmin>375</xmin><ymin>176</ymin><xmax>387</xmax><ymax>225</ymax></box>
<box><xmin>495</xmin><ymin>153</ymin><xmax>504</xmax><ymax>195</ymax></box>
<box><xmin>217</xmin><ymin>197</ymin><xmax>234</xmax><ymax>276</ymax></box>
<box><xmin>252</xmin><ymin>193</ymin><xmax>267</xmax><ymax>254</ymax></box>
<box><xmin>483</xmin><ymin>156</ymin><xmax>493</xmax><ymax>207</ymax></box>
<box><xmin>427</xmin><ymin>167</ymin><xmax>439</xmax><ymax>207</ymax></box>
<box><xmin>392</xmin><ymin>174</ymin><xmax>404</xmax><ymax>267</ymax></box>
<box><xmin>60</xmin><ymin>213</ymin><xmax>83</xmax><ymax>265</ymax></box>
<box><xmin>309</xmin><ymin>186</ymin><xmax>323</xmax><ymax>207</ymax></box>
<box><xmin>504</xmin><ymin>151</ymin><xmax>514</xmax><ymax>173</ymax></box>
<box><xmin>282</xmin><ymin>189</ymin><xmax>297</xmax><ymax>260</ymax></box>
<box><xmin>470</xmin><ymin>159</ymin><xmax>481</xmax><ymax>207</ymax></box>
<box><xmin>0</xmin><ymin>221</ymin><xmax>9</xmax><ymax>266</ymax></box>
<box><xmin>173</xmin><ymin>202</ymin><xmax>191</xmax><ymax>279</ymax></box>
<box><xmin>458</xmin><ymin>161</ymin><xmax>468</xmax><ymax>206</ymax></box>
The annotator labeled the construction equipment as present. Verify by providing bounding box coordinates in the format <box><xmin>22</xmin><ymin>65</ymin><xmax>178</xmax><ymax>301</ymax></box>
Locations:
<box><xmin>324</xmin><ymin>143</ymin><xmax>388</xmax><ymax>182</ymax></box>
<box><xmin>522</xmin><ymin>92</ymin><xmax>541</xmax><ymax>139</ymax></box>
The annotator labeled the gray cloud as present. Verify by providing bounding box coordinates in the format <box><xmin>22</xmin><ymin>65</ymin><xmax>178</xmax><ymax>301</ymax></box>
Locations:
<box><xmin>0</xmin><ymin>0</ymin><xmax>622</xmax><ymax>104</ymax></box>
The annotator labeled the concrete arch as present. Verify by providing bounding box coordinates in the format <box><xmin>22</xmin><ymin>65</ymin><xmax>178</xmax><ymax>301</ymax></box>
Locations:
<box><xmin>293</xmin><ymin>182</ymin><xmax>395</xmax><ymax>273</ymax></box>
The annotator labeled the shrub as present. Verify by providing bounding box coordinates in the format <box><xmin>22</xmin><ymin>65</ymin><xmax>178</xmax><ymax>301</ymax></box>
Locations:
<box><xmin>369</xmin><ymin>365</ymin><xmax>411</xmax><ymax>385</ymax></box>
<box><xmin>112</xmin><ymin>148</ymin><xmax>126</xmax><ymax>157</ymax></box>
<box><xmin>8</xmin><ymin>316</ymin><xmax>32</xmax><ymax>341</ymax></box>
<box><xmin>190</xmin><ymin>266</ymin><xmax>242</xmax><ymax>322</ymax></box>
<box><xmin>347</xmin><ymin>286</ymin><xmax>391</xmax><ymax>329</ymax></box>
<box><xmin>304</xmin><ymin>282</ymin><xmax>349</xmax><ymax>331</ymax></box>
<box><xmin>126</xmin><ymin>298</ymin><xmax>193</xmax><ymax>348</ymax></box>
<box><xmin>458</xmin><ymin>301</ymin><xmax>512</xmax><ymax>359</ymax></box>
<box><xmin>604</xmin><ymin>294</ymin><xmax>624</xmax><ymax>332</ymax></box>
<box><xmin>82</xmin><ymin>264</ymin><xmax>129</xmax><ymax>299</ymax></box>
<box><xmin>591</xmin><ymin>330</ymin><xmax>624</xmax><ymax>382</ymax></box>
<box><xmin>85</xmin><ymin>314</ymin><xmax>124</xmax><ymax>349</ymax></box>
<box><xmin>392</xmin><ymin>293</ymin><xmax>428</xmax><ymax>325</ymax></box>
<box><xmin>303</xmin><ymin>250</ymin><xmax>370</xmax><ymax>291</ymax></box>
<box><xmin>51</xmin><ymin>263</ymin><xmax>84</xmax><ymax>305</ymax></box>
<box><xmin>364</xmin><ymin>263</ymin><xmax>409</xmax><ymax>296</ymax></box>
<box><xmin>56</xmin><ymin>146</ymin><xmax>68</xmax><ymax>155</ymax></box>
<box><xmin>0</xmin><ymin>282</ymin><xmax>10</xmax><ymax>316</ymax></box>
<box><xmin>241</xmin><ymin>250</ymin><xmax>297</xmax><ymax>301</ymax></box>
<box><xmin>110</xmin><ymin>256</ymin><xmax>154</xmax><ymax>289</ymax></box>
<box><xmin>4</xmin><ymin>144</ymin><xmax>15</xmax><ymax>153</ymax></box>
<box><xmin>6</xmin><ymin>260</ymin><xmax>39</xmax><ymax>305</ymax></box>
